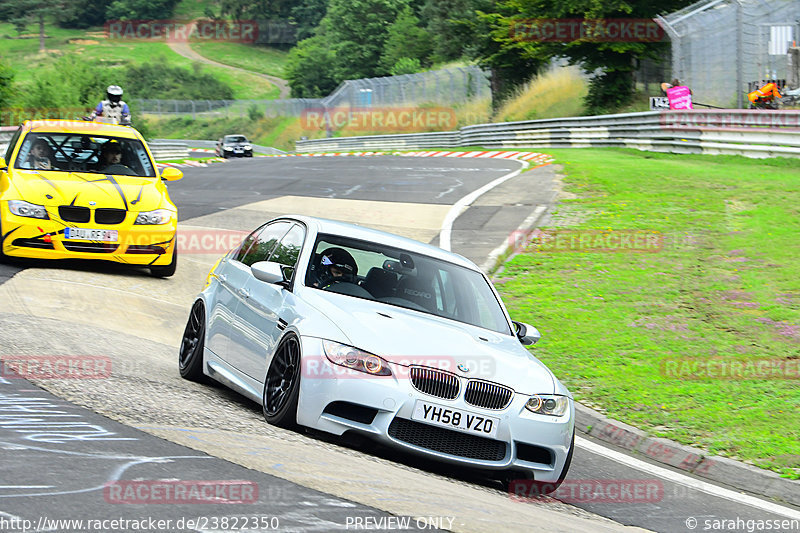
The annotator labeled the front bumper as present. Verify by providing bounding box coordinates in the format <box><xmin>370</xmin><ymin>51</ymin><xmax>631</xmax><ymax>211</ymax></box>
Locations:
<box><xmin>1</xmin><ymin>205</ymin><xmax>176</xmax><ymax>266</ymax></box>
<box><xmin>296</xmin><ymin>337</ymin><xmax>574</xmax><ymax>482</ymax></box>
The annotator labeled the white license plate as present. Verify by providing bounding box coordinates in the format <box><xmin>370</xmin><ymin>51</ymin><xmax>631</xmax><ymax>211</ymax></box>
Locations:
<box><xmin>64</xmin><ymin>227</ymin><xmax>118</xmax><ymax>242</ymax></box>
<box><xmin>411</xmin><ymin>400</ymin><xmax>499</xmax><ymax>438</ymax></box>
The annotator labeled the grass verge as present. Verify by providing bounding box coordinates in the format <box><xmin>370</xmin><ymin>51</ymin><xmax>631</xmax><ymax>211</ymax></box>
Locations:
<box><xmin>496</xmin><ymin>148</ymin><xmax>800</xmax><ymax>478</ymax></box>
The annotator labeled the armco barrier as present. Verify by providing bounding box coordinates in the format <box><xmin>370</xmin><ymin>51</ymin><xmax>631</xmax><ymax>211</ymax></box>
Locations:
<box><xmin>147</xmin><ymin>141</ymin><xmax>190</xmax><ymax>161</ymax></box>
<box><xmin>153</xmin><ymin>139</ymin><xmax>285</xmax><ymax>155</ymax></box>
<box><xmin>296</xmin><ymin>110</ymin><xmax>800</xmax><ymax>159</ymax></box>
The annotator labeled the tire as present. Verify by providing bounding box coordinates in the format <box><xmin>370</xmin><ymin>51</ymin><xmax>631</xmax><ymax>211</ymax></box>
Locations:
<box><xmin>150</xmin><ymin>246</ymin><xmax>177</xmax><ymax>277</ymax></box>
<box><xmin>262</xmin><ymin>334</ymin><xmax>301</xmax><ymax>428</ymax></box>
<box><xmin>178</xmin><ymin>300</ymin><xmax>206</xmax><ymax>382</ymax></box>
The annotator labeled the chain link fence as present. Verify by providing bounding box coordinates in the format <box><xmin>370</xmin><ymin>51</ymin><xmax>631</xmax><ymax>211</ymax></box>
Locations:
<box><xmin>134</xmin><ymin>66</ymin><xmax>490</xmax><ymax>119</ymax></box>
<box><xmin>658</xmin><ymin>0</ymin><xmax>800</xmax><ymax>108</ymax></box>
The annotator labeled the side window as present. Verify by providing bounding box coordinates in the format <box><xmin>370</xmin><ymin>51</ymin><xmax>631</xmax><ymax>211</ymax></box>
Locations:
<box><xmin>236</xmin><ymin>221</ymin><xmax>291</xmax><ymax>267</ymax></box>
<box><xmin>4</xmin><ymin>128</ymin><xmax>21</xmax><ymax>162</ymax></box>
<box><xmin>268</xmin><ymin>224</ymin><xmax>305</xmax><ymax>267</ymax></box>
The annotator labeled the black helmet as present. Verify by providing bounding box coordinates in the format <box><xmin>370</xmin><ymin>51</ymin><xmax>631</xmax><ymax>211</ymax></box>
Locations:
<box><xmin>317</xmin><ymin>247</ymin><xmax>357</xmax><ymax>286</ymax></box>
<box><xmin>107</xmin><ymin>85</ymin><xmax>123</xmax><ymax>104</ymax></box>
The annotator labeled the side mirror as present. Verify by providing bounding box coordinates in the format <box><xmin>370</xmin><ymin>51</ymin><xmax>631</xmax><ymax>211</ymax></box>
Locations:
<box><xmin>251</xmin><ymin>261</ymin><xmax>287</xmax><ymax>285</ymax></box>
<box><xmin>0</xmin><ymin>157</ymin><xmax>6</xmax><ymax>170</ymax></box>
<box><xmin>512</xmin><ymin>321</ymin><xmax>541</xmax><ymax>346</ymax></box>
<box><xmin>161</xmin><ymin>167</ymin><xmax>183</xmax><ymax>181</ymax></box>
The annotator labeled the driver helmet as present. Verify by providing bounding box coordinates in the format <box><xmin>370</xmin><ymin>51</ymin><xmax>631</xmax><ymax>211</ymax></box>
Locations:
<box><xmin>106</xmin><ymin>85</ymin><xmax>123</xmax><ymax>104</ymax></box>
<box><xmin>318</xmin><ymin>247</ymin><xmax>357</xmax><ymax>286</ymax></box>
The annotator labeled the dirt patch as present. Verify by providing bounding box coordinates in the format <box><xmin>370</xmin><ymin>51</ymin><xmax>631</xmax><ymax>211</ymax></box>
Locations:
<box><xmin>68</xmin><ymin>38</ymin><xmax>99</xmax><ymax>45</ymax></box>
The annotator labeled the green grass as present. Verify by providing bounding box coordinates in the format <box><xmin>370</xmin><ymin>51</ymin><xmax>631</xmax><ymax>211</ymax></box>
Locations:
<box><xmin>0</xmin><ymin>22</ymin><xmax>279</xmax><ymax>100</ymax></box>
<box><xmin>189</xmin><ymin>41</ymin><xmax>288</xmax><ymax>78</ymax></box>
<box><xmin>497</xmin><ymin>148</ymin><xmax>800</xmax><ymax>477</ymax></box>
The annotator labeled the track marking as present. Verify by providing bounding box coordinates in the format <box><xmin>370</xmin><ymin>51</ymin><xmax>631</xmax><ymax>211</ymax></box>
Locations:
<box><xmin>577</xmin><ymin>436</ymin><xmax>800</xmax><ymax>519</ymax></box>
<box><xmin>439</xmin><ymin>160</ymin><xmax>529</xmax><ymax>251</ymax></box>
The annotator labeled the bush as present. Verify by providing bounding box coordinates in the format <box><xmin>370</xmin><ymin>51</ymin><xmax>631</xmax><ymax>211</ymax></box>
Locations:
<box><xmin>247</xmin><ymin>104</ymin><xmax>264</xmax><ymax>121</ymax></box>
<box><xmin>123</xmin><ymin>61</ymin><xmax>234</xmax><ymax>100</ymax></box>
<box><xmin>389</xmin><ymin>57</ymin><xmax>421</xmax><ymax>76</ymax></box>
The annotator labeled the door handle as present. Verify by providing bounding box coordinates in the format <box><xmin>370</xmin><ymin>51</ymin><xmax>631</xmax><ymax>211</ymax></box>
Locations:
<box><xmin>237</xmin><ymin>288</ymin><xmax>250</xmax><ymax>298</ymax></box>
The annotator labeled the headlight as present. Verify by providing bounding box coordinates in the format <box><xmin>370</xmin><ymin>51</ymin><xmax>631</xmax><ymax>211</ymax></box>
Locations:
<box><xmin>224</xmin><ymin>146</ymin><xmax>233</xmax><ymax>150</ymax></box>
<box><xmin>8</xmin><ymin>200</ymin><xmax>49</xmax><ymax>219</ymax></box>
<box><xmin>244</xmin><ymin>145</ymin><xmax>252</xmax><ymax>150</ymax></box>
<box><xmin>525</xmin><ymin>394</ymin><xmax>570</xmax><ymax>417</ymax></box>
<box><xmin>323</xmin><ymin>340</ymin><xmax>392</xmax><ymax>376</ymax></box>
<box><xmin>134</xmin><ymin>209</ymin><xmax>173</xmax><ymax>225</ymax></box>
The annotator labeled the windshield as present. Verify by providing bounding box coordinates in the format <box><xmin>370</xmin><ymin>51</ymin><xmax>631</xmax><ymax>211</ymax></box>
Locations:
<box><xmin>305</xmin><ymin>234</ymin><xmax>512</xmax><ymax>335</ymax></box>
<box><xmin>225</xmin><ymin>136</ymin><xmax>247</xmax><ymax>143</ymax></box>
<box><xmin>14</xmin><ymin>132</ymin><xmax>156</xmax><ymax>177</ymax></box>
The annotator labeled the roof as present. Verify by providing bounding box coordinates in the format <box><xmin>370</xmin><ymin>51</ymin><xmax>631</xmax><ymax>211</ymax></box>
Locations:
<box><xmin>22</xmin><ymin>120</ymin><xmax>142</xmax><ymax>139</ymax></box>
<box><xmin>279</xmin><ymin>215</ymin><xmax>478</xmax><ymax>271</ymax></box>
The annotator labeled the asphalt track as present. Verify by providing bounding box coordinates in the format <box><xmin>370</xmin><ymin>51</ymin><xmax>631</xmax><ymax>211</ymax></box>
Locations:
<box><xmin>1</xmin><ymin>156</ymin><xmax>798</xmax><ymax>532</ymax></box>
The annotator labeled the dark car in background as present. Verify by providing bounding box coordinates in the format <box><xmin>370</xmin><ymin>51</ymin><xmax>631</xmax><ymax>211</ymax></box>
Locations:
<box><xmin>216</xmin><ymin>135</ymin><xmax>253</xmax><ymax>158</ymax></box>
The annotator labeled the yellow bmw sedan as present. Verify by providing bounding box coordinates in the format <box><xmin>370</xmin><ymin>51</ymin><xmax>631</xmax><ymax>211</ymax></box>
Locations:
<box><xmin>0</xmin><ymin>120</ymin><xmax>182</xmax><ymax>276</ymax></box>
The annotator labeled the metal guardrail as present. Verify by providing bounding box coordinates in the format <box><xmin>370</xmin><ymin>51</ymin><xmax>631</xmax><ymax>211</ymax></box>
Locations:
<box><xmin>153</xmin><ymin>139</ymin><xmax>285</xmax><ymax>155</ymax></box>
<box><xmin>147</xmin><ymin>141</ymin><xmax>190</xmax><ymax>161</ymax></box>
<box><xmin>295</xmin><ymin>110</ymin><xmax>800</xmax><ymax>159</ymax></box>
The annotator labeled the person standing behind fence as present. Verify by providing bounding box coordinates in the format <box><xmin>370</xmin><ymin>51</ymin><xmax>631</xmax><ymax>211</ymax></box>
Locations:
<box><xmin>661</xmin><ymin>78</ymin><xmax>693</xmax><ymax>110</ymax></box>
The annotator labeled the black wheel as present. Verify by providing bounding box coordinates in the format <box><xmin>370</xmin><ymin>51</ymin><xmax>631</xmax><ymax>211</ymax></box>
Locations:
<box><xmin>150</xmin><ymin>246</ymin><xmax>177</xmax><ymax>277</ymax></box>
<box><xmin>262</xmin><ymin>334</ymin><xmax>301</xmax><ymax>428</ymax></box>
<box><xmin>179</xmin><ymin>300</ymin><xmax>206</xmax><ymax>382</ymax></box>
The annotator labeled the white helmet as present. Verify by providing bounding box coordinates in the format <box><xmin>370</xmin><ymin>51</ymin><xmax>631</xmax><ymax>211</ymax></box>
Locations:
<box><xmin>106</xmin><ymin>85</ymin><xmax>123</xmax><ymax>103</ymax></box>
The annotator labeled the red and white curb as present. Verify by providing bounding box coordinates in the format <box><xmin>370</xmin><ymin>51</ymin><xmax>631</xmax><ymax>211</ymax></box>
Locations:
<box><xmin>266</xmin><ymin>150</ymin><xmax>555</xmax><ymax>164</ymax></box>
<box><xmin>156</xmin><ymin>158</ymin><xmax>227</xmax><ymax>169</ymax></box>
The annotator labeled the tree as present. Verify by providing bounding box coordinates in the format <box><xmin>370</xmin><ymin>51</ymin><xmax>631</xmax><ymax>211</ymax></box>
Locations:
<box><xmin>290</xmin><ymin>0</ymin><xmax>330</xmax><ymax>41</ymax></box>
<box><xmin>56</xmin><ymin>0</ymin><xmax>113</xmax><ymax>29</ymax></box>
<box><xmin>220</xmin><ymin>0</ymin><xmax>293</xmax><ymax>21</ymax></box>
<box><xmin>284</xmin><ymin>34</ymin><xmax>338</xmax><ymax>97</ymax></box>
<box><xmin>422</xmin><ymin>0</ymin><xmax>490</xmax><ymax>63</ymax></box>
<box><xmin>0</xmin><ymin>0</ymin><xmax>52</xmax><ymax>52</ymax></box>
<box><xmin>106</xmin><ymin>0</ymin><xmax>181</xmax><ymax>20</ymax></box>
<box><xmin>379</xmin><ymin>5</ymin><xmax>432</xmax><ymax>74</ymax></box>
<box><xmin>471</xmin><ymin>10</ymin><xmax>551</xmax><ymax>104</ymax></box>
<box><xmin>323</xmin><ymin>0</ymin><xmax>410</xmax><ymax>80</ymax></box>
<box><xmin>481</xmin><ymin>0</ymin><xmax>695</xmax><ymax>113</ymax></box>
<box><xmin>0</xmin><ymin>61</ymin><xmax>14</xmax><ymax>117</ymax></box>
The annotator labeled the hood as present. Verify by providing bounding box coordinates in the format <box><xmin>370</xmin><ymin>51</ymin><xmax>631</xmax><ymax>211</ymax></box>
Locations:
<box><xmin>8</xmin><ymin>170</ymin><xmax>167</xmax><ymax>212</ymax></box>
<box><xmin>301</xmin><ymin>289</ymin><xmax>556</xmax><ymax>395</ymax></box>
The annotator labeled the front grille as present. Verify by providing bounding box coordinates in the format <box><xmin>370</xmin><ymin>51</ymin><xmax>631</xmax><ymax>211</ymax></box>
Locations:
<box><xmin>95</xmin><ymin>208</ymin><xmax>126</xmax><ymax>224</ymax></box>
<box><xmin>464</xmin><ymin>380</ymin><xmax>514</xmax><ymax>410</ymax></box>
<box><xmin>409</xmin><ymin>367</ymin><xmax>460</xmax><ymax>400</ymax></box>
<box><xmin>388</xmin><ymin>417</ymin><xmax>506</xmax><ymax>461</ymax></box>
<box><xmin>58</xmin><ymin>206</ymin><xmax>90</xmax><ymax>223</ymax></box>
<box><xmin>12</xmin><ymin>237</ymin><xmax>54</xmax><ymax>249</ymax></box>
<box><xmin>62</xmin><ymin>241</ymin><xmax>118</xmax><ymax>253</ymax></box>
